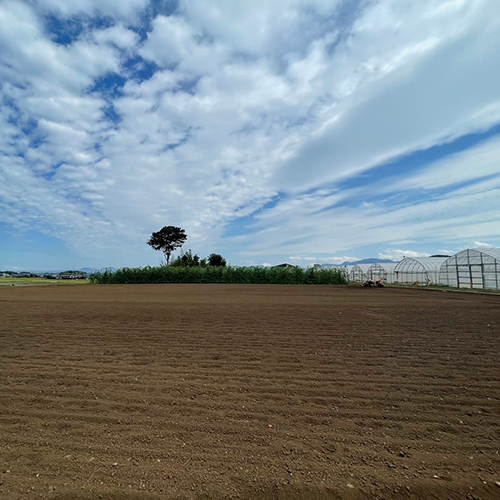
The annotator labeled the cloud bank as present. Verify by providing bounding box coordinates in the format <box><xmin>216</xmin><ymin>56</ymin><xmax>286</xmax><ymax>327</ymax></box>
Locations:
<box><xmin>1</xmin><ymin>0</ymin><xmax>499</xmax><ymax>268</ymax></box>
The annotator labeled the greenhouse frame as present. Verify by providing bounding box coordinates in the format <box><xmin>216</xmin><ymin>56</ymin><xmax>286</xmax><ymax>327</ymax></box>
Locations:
<box><xmin>394</xmin><ymin>257</ymin><xmax>447</xmax><ymax>285</ymax></box>
<box><xmin>350</xmin><ymin>264</ymin><xmax>372</xmax><ymax>282</ymax></box>
<box><xmin>439</xmin><ymin>248</ymin><xmax>500</xmax><ymax>290</ymax></box>
<box><xmin>369</xmin><ymin>263</ymin><xmax>398</xmax><ymax>283</ymax></box>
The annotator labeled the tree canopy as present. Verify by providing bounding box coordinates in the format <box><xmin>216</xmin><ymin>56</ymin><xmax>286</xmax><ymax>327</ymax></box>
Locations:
<box><xmin>208</xmin><ymin>253</ymin><xmax>227</xmax><ymax>267</ymax></box>
<box><xmin>170</xmin><ymin>249</ymin><xmax>201</xmax><ymax>267</ymax></box>
<box><xmin>147</xmin><ymin>226</ymin><xmax>187</xmax><ymax>265</ymax></box>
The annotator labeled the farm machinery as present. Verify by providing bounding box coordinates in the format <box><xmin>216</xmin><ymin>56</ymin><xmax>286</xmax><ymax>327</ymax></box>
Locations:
<box><xmin>362</xmin><ymin>279</ymin><xmax>384</xmax><ymax>288</ymax></box>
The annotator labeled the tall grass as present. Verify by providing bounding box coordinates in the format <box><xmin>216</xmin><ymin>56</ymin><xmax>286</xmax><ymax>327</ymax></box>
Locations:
<box><xmin>89</xmin><ymin>266</ymin><xmax>349</xmax><ymax>285</ymax></box>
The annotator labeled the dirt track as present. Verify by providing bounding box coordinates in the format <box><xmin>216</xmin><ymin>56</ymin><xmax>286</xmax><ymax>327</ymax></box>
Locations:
<box><xmin>1</xmin><ymin>284</ymin><xmax>499</xmax><ymax>500</ymax></box>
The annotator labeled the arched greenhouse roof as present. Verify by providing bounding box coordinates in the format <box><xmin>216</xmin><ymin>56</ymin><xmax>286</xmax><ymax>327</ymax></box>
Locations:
<box><xmin>351</xmin><ymin>264</ymin><xmax>373</xmax><ymax>272</ymax></box>
<box><xmin>485</xmin><ymin>249</ymin><xmax>500</xmax><ymax>259</ymax></box>
<box><xmin>441</xmin><ymin>248</ymin><xmax>500</xmax><ymax>263</ymax></box>
<box><xmin>395</xmin><ymin>257</ymin><xmax>447</xmax><ymax>273</ymax></box>
<box><xmin>369</xmin><ymin>263</ymin><xmax>398</xmax><ymax>272</ymax></box>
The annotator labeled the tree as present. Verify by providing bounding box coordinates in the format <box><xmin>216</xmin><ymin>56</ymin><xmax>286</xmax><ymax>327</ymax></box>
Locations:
<box><xmin>171</xmin><ymin>249</ymin><xmax>200</xmax><ymax>267</ymax></box>
<box><xmin>147</xmin><ymin>226</ymin><xmax>187</xmax><ymax>265</ymax></box>
<box><xmin>208</xmin><ymin>253</ymin><xmax>227</xmax><ymax>267</ymax></box>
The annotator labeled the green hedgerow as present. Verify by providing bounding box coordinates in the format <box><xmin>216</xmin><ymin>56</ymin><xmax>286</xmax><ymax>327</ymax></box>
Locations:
<box><xmin>89</xmin><ymin>266</ymin><xmax>348</xmax><ymax>285</ymax></box>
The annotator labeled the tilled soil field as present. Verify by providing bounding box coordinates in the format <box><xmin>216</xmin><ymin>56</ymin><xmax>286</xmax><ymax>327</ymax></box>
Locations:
<box><xmin>0</xmin><ymin>284</ymin><xmax>499</xmax><ymax>500</ymax></box>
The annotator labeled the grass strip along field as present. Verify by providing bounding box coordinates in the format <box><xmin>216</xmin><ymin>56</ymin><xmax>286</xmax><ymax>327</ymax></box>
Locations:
<box><xmin>89</xmin><ymin>265</ymin><xmax>349</xmax><ymax>285</ymax></box>
<box><xmin>0</xmin><ymin>277</ymin><xmax>89</xmax><ymax>287</ymax></box>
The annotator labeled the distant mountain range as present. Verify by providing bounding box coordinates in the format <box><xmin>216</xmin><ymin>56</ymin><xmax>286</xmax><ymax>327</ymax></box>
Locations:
<box><xmin>321</xmin><ymin>258</ymin><xmax>396</xmax><ymax>267</ymax></box>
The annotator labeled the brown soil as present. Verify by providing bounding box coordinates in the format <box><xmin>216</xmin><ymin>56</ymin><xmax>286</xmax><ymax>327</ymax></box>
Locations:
<box><xmin>1</xmin><ymin>284</ymin><xmax>499</xmax><ymax>500</ymax></box>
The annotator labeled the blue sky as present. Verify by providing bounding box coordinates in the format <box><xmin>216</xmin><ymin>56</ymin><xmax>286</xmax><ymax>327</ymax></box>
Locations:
<box><xmin>1</xmin><ymin>0</ymin><xmax>500</xmax><ymax>271</ymax></box>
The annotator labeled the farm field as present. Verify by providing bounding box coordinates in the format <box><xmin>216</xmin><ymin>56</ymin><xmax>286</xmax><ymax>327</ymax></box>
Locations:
<box><xmin>0</xmin><ymin>284</ymin><xmax>499</xmax><ymax>500</ymax></box>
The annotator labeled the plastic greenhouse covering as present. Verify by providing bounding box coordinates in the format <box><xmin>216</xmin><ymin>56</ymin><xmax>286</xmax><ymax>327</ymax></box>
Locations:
<box><xmin>368</xmin><ymin>263</ymin><xmax>397</xmax><ymax>283</ymax></box>
<box><xmin>394</xmin><ymin>257</ymin><xmax>447</xmax><ymax>285</ymax></box>
<box><xmin>439</xmin><ymin>248</ymin><xmax>500</xmax><ymax>289</ymax></box>
<box><xmin>350</xmin><ymin>264</ymin><xmax>372</xmax><ymax>282</ymax></box>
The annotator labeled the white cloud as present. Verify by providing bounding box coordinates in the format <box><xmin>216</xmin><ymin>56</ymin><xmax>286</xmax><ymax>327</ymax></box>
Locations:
<box><xmin>289</xmin><ymin>256</ymin><xmax>317</xmax><ymax>262</ymax></box>
<box><xmin>34</xmin><ymin>0</ymin><xmax>149</xmax><ymax>21</ymax></box>
<box><xmin>0</xmin><ymin>2</ymin><xmax>121</xmax><ymax>92</ymax></box>
<box><xmin>322</xmin><ymin>256</ymin><xmax>359</xmax><ymax>264</ymax></box>
<box><xmin>179</xmin><ymin>0</ymin><xmax>342</xmax><ymax>58</ymax></box>
<box><xmin>139</xmin><ymin>15</ymin><xmax>199</xmax><ymax>68</ymax></box>
<box><xmin>93</xmin><ymin>25</ymin><xmax>140</xmax><ymax>52</ymax></box>
<box><xmin>390</xmin><ymin>134</ymin><xmax>500</xmax><ymax>191</ymax></box>
<box><xmin>378</xmin><ymin>250</ymin><xmax>431</xmax><ymax>262</ymax></box>
<box><xmin>273</xmin><ymin>0</ymin><xmax>500</xmax><ymax>192</ymax></box>
<box><xmin>1</xmin><ymin>0</ymin><xmax>500</xmax><ymax>268</ymax></box>
<box><xmin>230</xmin><ymin>170</ymin><xmax>500</xmax><ymax>260</ymax></box>
<box><xmin>469</xmin><ymin>241</ymin><xmax>495</xmax><ymax>249</ymax></box>
<box><xmin>289</xmin><ymin>255</ymin><xmax>358</xmax><ymax>264</ymax></box>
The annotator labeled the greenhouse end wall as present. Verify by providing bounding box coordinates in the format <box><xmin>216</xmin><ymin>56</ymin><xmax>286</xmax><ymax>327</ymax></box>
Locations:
<box><xmin>394</xmin><ymin>257</ymin><xmax>447</xmax><ymax>285</ymax></box>
<box><xmin>369</xmin><ymin>263</ymin><xmax>397</xmax><ymax>283</ymax></box>
<box><xmin>439</xmin><ymin>249</ymin><xmax>500</xmax><ymax>290</ymax></box>
<box><xmin>350</xmin><ymin>264</ymin><xmax>372</xmax><ymax>282</ymax></box>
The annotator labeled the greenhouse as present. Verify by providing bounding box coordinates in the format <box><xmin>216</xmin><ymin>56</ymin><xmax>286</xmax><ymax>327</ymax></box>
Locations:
<box><xmin>394</xmin><ymin>257</ymin><xmax>447</xmax><ymax>285</ymax></box>
<box><xmin>342</xmin><ymin>265</ymin><xmax>354</xmax><ymax>280</ymax></box>
<box><xmin>439</xmin><ymin>248</ymin><xmax>500</xmax><ymax>290</ymax></box>
<box><xmin>369</xmin><ymin>263</ymin><xmax>398</xmax><ymax>283</ymax></box>
<box><xmin>350</xmin><ymin>264</ymin><xmax>372</xmax><ymax>282</ymax></box>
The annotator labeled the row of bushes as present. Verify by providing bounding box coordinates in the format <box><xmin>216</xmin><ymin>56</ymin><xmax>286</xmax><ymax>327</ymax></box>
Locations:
<box><xmin>89</xmin><ymin>265</ymin><xmax>349</xmax><ymax>285</ymax></box>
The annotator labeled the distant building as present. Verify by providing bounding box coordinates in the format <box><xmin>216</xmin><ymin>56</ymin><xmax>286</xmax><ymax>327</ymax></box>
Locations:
<box><xmin>58</xmin><ymin>271</ymin><xmax>88</xmax><ymax>279</ymax></box>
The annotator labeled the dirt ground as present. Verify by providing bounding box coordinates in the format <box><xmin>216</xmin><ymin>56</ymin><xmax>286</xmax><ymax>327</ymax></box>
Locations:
<box><xmin>0</xmin><ymin>284</ymin><xmax>499</xmax><ymax>500</ymax></box>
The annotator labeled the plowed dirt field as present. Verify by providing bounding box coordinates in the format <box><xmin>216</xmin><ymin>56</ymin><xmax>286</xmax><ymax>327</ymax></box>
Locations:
<box><xmin>1</xmin><ymin>284</ymin><xmax>499</xmax><ymax>500</ymax></box>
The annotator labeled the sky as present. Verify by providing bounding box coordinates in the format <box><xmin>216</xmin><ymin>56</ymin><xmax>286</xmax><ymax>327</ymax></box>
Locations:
<box><xmin>1</xmin><ymin>0</ymin><xmax>500</xmax><ymax>271</ymax></box>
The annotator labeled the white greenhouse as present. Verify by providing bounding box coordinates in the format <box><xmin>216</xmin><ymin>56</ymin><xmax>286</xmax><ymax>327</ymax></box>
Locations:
<box><xmin>342</xmin><ymin>265</ymin><xmax>354</xmax><ymax>280</ymax></box>
<box><xmin>394</xmin><ymin>257</ymin><xmax>447</xmax><ymax>285</ymax></box>
<box><xmin>369</xmin><ymin>263</ymin><xmax>398</xmax><ymax>283</ymax></box>
<box><xmin>439</xmin><ymin>248</ymin><xmax>500</xmax><ymax>290</ymax></box>
<box><xmin>350</xmin><ymin>264</ymin><xmax>372</xmax><ymax>282</ymax></box>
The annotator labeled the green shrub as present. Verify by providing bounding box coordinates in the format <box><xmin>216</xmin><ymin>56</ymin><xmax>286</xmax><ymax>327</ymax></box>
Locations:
<box><xmin>90</xmin><ymin>265</ymin><xmax>348</xmax><ymax>285</ymax></box>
